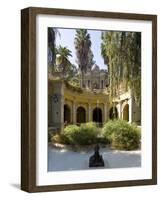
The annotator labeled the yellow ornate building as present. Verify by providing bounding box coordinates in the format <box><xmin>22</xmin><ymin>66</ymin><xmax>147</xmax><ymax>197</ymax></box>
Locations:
<box><xmin>48</xmin><ymin>65</ymin><xmax>141</xmax><ymax>133</ymax></box>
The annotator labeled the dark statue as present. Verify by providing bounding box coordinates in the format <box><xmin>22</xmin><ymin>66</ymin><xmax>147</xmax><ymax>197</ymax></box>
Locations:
<box><xmin>89</xmin><ymin>144</ymin><xmax>105</xmax><ymax>167</ymax></box>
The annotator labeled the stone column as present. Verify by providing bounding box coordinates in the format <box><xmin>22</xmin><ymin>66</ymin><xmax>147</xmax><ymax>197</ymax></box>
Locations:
<box><xmin>118</xmin><ymin>101</ymin><xmax>122</xmax><ymax>119</ymax></box>
<box><xmin>104</xmin><ymin>103</ymin><xmax>107</xmax><ymax>123</ymax></box>
<box><xmin>128</xmin><ymin>98</ymin><xmax>132</xmax><ymax>123</ymax></box>
<box><xmin>52</xmin><ymin>81</ymin><xmax>64</xmax><ymax>134</ymax></box>
<box><xmin>88</xmin><ymin>103</ymin><xmax>91</xmax><ymax>122</ymax></box>
<box><xmin>72</xmin><ymin>101</ymin><xmax>76</xmax><ymax>124</ymax></box>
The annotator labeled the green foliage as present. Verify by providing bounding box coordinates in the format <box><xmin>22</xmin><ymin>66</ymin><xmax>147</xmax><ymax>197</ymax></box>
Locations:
<box><xmin>51</xmin><ymin>121</ymin><xmax>140</xmax><ymax>150</ymax></box>
<box><xmin>63</xmin><ymin>124</ymin><xmax>80</xmax><ymax>144</ymax></box>
<box><xmin>102</xmin><ymin>120</ymin><xmax>141</xmax><ymax>150</ymax></box>
<box><xmin>65</xmin><ymin>64</ymin><xmax>80</xmax><ymax>87</ymax></box>
<box><xmin>48</xmin><ymin>128</ymin><xmax>58</xmax><ymax>142</ymax></box>
<box><xmin>87</xmin><ymin>49</ymin><xmax>95</xmax><ymax>69</ymax></box>
<box><xmin>64</xmin><ymin>81</ymin><xmax>83</xmax><ymax>93</ymax></box>
<box><xmin>68</xmin><ymin>76</ymin><xmax>80</xmax><ymax>87</ymax></box>
<box><xmin>101</xmin><ymin>31</ymin><xmax>141</xmax><ymax>105</ymax></box>
<box><xmin>102</xmin><ymin>120</ymin><xmax>118</xmax><ymax>141</ymax></box>
<box><xmin>53</xmin><ymin>123</ymin><xmax>99</xmax><ymax>145</ymax></box>
<box><xmin>74</xmin><ymin>29</ymin><xmax>92</xmax><ymax>71</ymax></box>
<box><xmin>52</xmin><ymin>133</ymin><xmax>70</xmax><ymax>144</ymax></box>
<box><xmin>48</xmin><ymin>28</ymin><xmax>60</xmax><ymax>69</ymax></box>
<box><xmin>48</xmin><ymin>131</ymin><xmax>53</xmax><ymax>142</ymax></box>
<box><xmin>74</xmin><ymin>29</ymin><xmax>94</xmax><ymax>87</ymax></box>
<box><xmin>75</xmin><ymin>123</ymin><xmax>99</xmax><ymax>145</ymax></box>
<box><xmin>56</xmin><ymin>45</ymin><xmax>72</xmax><ymax>75</ymax></box>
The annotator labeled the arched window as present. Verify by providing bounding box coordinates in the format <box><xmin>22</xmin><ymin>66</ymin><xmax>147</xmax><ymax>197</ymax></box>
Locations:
<box><xmin>123</xmin><ymin>104</ymin><xmax>129</xmax><ymax>121</ymax></box>
<box><xmin>77</xmin><ymin>106</ymin><xmax>86</xmax><ymax>124</ymax></box>
<box><xmin>93</xmin><ymin>108</ymin><xmax>102</xmax><ymax>123</ymax></box>
<box><xmin>109</xmin><ymin>107</ymin><xmax>118</xmax><ymax>119</ymax></box>
<box><xmin>64</xmin><ymin>104</ymin><xmax>71</xmax><ymax>124</ymax></box>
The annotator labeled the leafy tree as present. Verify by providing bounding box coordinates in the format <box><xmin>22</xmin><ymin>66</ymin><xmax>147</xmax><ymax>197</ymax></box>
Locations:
<box><xmin>101</xmin><ymin>31</ymin><xmax>141</xmax><ymax>106</ymax></box>
<box><xmin>87</xmin><ymin>49</ymin><xmax>95</xmax><ymax>70</ymax></box>
<box><xmin>66</xmin><ymin>64</ymin><xmax>80</xmax><ymax>86</ymax></box>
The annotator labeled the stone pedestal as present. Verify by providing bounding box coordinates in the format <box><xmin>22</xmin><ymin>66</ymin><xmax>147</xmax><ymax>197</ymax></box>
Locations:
<box><xmin>89</xmin><ymin>144</ymin><xmax>105</xmax><ymax>167</ymax></box>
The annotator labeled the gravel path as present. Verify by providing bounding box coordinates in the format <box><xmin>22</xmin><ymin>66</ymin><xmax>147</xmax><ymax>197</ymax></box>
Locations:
<box><xmin>48</xmin><ymin>145</ymin><xmax>141</xmax><ymax>171</ymax></box>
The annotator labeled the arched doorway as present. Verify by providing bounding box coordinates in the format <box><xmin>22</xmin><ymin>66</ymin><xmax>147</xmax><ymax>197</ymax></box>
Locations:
<box><xmin>123</xmin><ymin>104</ymin><xmax>129</xmax><ymax>121</ymax></box>
<box><xmin>77</xmin><ymin>106</ymin><xmax>86</xmax><ymax>124</ymax></box>
<box><xmin>64</xmin><ymin>104</ymin><xmax>71</xmax><ymax>124</ymax></box>
<box><xmin>93</xmin><ymin>108</ymin><xmax>102</xmax><ymax>123</ymax></box>
<box><xmin>109</xmin><ymin>107</ymin><xmax>118</xmax><ymax>119</ymax></box>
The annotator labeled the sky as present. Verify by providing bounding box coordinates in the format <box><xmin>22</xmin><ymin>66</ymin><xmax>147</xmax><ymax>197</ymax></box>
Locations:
<box><xmin>55</xmin><ymin>28</ymin><xmax>107</xmax><ymax>70</ymax></box>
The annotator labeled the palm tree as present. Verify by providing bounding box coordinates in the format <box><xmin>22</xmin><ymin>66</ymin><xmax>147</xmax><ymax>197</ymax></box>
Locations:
<box><xmin>48</xmin><ymin>28</ymin><xmax>60</xmax><ymax>71</ymax></box>
<box><xmin>56</xmin><ymin>46</ymin><xmax>72</xmax><ymax>76</ymax></box>
<box><xmin>74</xmin><ymin>29</ymin><xmax>92</xmax><ymax>87</ymax></box>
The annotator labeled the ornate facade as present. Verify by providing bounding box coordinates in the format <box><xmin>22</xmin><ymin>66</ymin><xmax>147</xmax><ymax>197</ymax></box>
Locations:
<box><xmin>79</xmin><ymin>64</ymin><xmax>108</xmax><ymax>90</ymax></box>
<box><xmin>48</xmin><ymin>64</ymin><xmax>141</xmax><ymax>133</ymax></box>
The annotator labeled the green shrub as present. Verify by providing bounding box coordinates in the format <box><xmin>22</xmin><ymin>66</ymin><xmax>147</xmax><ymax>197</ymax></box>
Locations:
<box><xmin>52</xmin><ymin>133</ymin><xmax>69</xmax><ymax>144</ymax></box>
<box><xmin>102</xmin><ymin>120</ymin><xmax>118</xmax><ymax>142</ymax></box>
<box><xmin>48</xmin><ymin>131</ymin><xmax>53</xmax><ymax>142</ymax></box>
<box><xmin>48</xmin><ymin>126</ymin><xmax>63</xmax><ymax>142</ymax></box>
<box><xmin>48</xmin><ymin>129</ymin><xmax>57</xmax><ymax>142</ymax></box>
<box><xmin>102</xmin><ymin>120</ymin><xmax>141</xmax><ymax>150</ymax></box>
<box><xmin>73</xmin><ymin>122</ymin><xmax>98</xmax><ymax>145</ymax></box>
<box><xmin>64</xmin><ymin>124</ymin><xmax>80</xmax><ymax>144</ymax></box>
<box><xmin>52</xmin><ymin>122</ymin><xmax>99</xmax><ymax>145</ymax></box>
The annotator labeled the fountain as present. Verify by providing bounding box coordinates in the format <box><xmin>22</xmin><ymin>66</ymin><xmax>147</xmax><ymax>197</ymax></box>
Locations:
<box><xmin>89</xmin><ymin>144</ymin><xmax>105</xmax><ymax>167</ymax></box>
<box><xmin>89</xmin><ymin>100</ymin><xmax>105</xmax><ymax>167</ymax></box>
